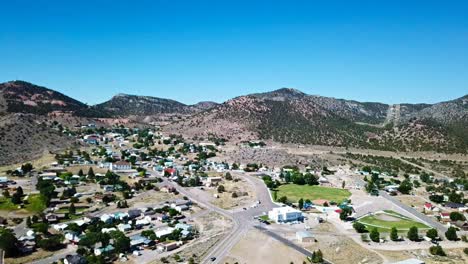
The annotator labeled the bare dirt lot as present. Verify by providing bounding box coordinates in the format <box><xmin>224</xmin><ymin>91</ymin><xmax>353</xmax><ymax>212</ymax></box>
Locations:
<box><xmin>377</xmin><ymin>247</ymin><xmax>468</xmax><ymax>264</ymax></box>
<box><xmin>397</xmin><ymin>195</ymin><xmax>428</xmax><ymax>211</ymax></box>
<box><xmin>222</xmin><ymin>229</ymin><xmax>307</xmax><ymax>264</ymax></box>
<box><xmin>308</xmin><ymin>222</ymin><xmax>385</xmax><ymax>264</ymax></box>
<box><xmin>208</xmin><ymin>178</ymin><xmax>256</xmax><ymax>210</ymax></box>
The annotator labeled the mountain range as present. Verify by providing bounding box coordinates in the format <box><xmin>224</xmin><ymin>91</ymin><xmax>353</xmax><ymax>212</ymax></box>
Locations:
<box><xmin>1</xmin><ymin>80</ymin><xmax>467</xmax><ymax>164</ymax></box>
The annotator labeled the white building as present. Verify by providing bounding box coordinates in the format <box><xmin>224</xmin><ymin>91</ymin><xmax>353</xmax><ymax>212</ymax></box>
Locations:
<box><xmin>268</xmin><ymin>206</ymin><xmax>303</xmax><ymax>223</ymax></box>
<box><xmin>296</xmin><ymin>231</ymin><xmax>314</xmax><ymax>243</ymax></box>
<box><xmin>110</xmin><ymin>161</ymin><xmax>132</xmax><ymax>171</ymax></box>
<box><xmin>155</xmin><ymin>227</ymin><xmax>175</xmax><ymax>238</ymax></box>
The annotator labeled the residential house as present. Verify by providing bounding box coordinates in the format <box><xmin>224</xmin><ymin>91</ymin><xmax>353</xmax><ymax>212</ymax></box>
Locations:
<box><xmin>94</xmin><ymin>245</ymin><xmax>115</xmax><ymax>256</ymax></box>
<box><xmin>440</xmin><ymin>212</ymin><xmax>451</xmax><ymax>222</ymax></box>
<box><xmin>454</xmin><ymin>221</ymin><xmax>468</xmax><ymax>231</ymax></box>
<box><xmin>424</xmin><ymin>203</ymin><xmax>434</xmax><ymax>212</ymax></box>
<box><xmin>445</xmin><ymin>202</ymin><xmax>466</xmax><ymax>210</ymax></box>
<box><xmin>153</xmin><ymin>213</ymin><xmax>168</xmax><ymax>222</ymax></box>
<box><xmin>101</xmin><ymin>227</ymin><xmax>117</xmax><ymax>233</ymax></box>
<box><xmin>164</xmin><ymin>168</ymin><xmax>177</xmax><ymax>176</ymax></box>
<box><xmin>74</xmin><ymin>217</ymin><xmax>91</xmax><ymax>227</ymax></box>
<box><xmin>155</xmin><ymin>227</ymin><xmax>175</xmax><ymax>238</ymax></box>
<box><xmin>53</xmin><ymin>223</ymin><xmax>68</xmax><ymax>231</ymax></box>
<box><xmin>128</xmin><ymin>209</ymin><xmax>142</xmax><ymax>219</ymax></box>
<box><xmin>45</xmin><ymin>213</ymin><xmax>60</xmax><ymax>223</ymax></box>
<box><xmin>117</xmin><ymin>223</ymin><xmax>132</xmax><ymax>232</ymax></box>
<box><xmin>157</xmin><ymin>241</ymin><xmax>181</xmax><ymax>252</ymax></box>
<box><xmin>175</xmin><ymin>223</ymin><xmax>193</xmax><ymax>237</ymax></box>
<box><xmin>83</xmin><ymin>135</ymin><xmax>100</xmax><ymax>144</ymax></box>
<box><xmin>65</xmin><ymin>232</ymin><xmax>81</xmax><ymax>244</ymax></box>
<box><xmin>129</xmin><ymin>234</ymin><xmax>154</xmax><ymax>248</ymax></box>
<box><xmin>114</xmin><ymin>212</ymin><xmax>129</xmax><ymax>220</ymax></box>
<box><xmin>171</xmin><ymin>199</ymin><xmax>192</xmax><ymax>208</ymax></box>
<box><xmin>100</xmin><ymin>214</ymin><xmax>114</xmax><ymax>223</ymax></box>
<box><xmin>135</xmin><ymin>217</ymin><xmax>152</xmax><ymax>228</ymax></box>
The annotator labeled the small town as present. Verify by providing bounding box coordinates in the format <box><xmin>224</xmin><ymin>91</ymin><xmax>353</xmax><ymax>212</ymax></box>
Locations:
<box><xmin>1</xmin><ymin>1</ymin><xmax>468</xmax><ymax>264</ymax></box>
<box><xmin>1</xmin><ymin>124</ymin><xmax>467</xmax><ymax>264</ymax></box>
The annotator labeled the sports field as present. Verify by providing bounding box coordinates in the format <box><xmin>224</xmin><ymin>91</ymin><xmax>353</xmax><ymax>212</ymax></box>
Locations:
<box><xmin>275</xmin><ymin>184</ymin><xmax>351</xmax><ymax>203</ymax></box>
<box><xmin>357</xmin><ymin>210</ymin><xmax>430</xmax><ymax>232</ymax></box>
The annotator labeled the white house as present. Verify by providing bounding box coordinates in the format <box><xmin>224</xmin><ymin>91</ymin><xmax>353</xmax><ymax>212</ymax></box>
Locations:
<box><xmin>117</xmin><ymin>223</ymin><xmax>132</xmax><ymax>232</ymax></box>
<box><xmin>155</xmin><ymin>227</ymin><xmax>175</xmax><ymax>238</ymax></box>
<box><xmin>268</xmin><ymin>206</ymin><xmax>303</xmax><ymax>223</ymax></box>
<box><xmin>64</xmin><ymin>232</ymin><xmax>81</xmax><ymax>244</ymax></box>
<box><xmin>101</xmin><ymin>227</ymin><xmax>117</xmax><ymax>233</ymax></box>
<box><xmin>100</xmin><ymin>214</ymin><xmax>113</xmax><ymax>223</ymax></box>
<box><xmin>52</xmin><ymin>223</ymin><xmax>68</xmax><ymax>231</ymax></box>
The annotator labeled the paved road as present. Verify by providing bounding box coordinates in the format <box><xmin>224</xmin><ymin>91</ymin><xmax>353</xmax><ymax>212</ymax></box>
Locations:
<box><xmin>157</xmin><ymin>171</ymin><xmax>278</xmax><ymax>264</ymax></box>
<box><xmin>30</xmin><ymin>245</ymin><xmax>76</xmax><ymax>264</ymax></box>
<box><xmin>156</xmin><ymin>176</ymin><xmax>244</xmax><ymax>264</ymax></box>
<box><xmin>197</xmin><ymin>172</ymin><xmax>278</xmax><ymax>264</ymax></box>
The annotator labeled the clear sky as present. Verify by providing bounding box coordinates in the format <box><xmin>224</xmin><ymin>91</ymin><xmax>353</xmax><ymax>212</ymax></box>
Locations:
<box><xmin>1</xmin><ymin>0</ymin><xmax>467</xmax><ymax>105</ymax></box>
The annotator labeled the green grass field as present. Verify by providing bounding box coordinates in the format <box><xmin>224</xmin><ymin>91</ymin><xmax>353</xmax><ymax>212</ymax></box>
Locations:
<box><xmin>274</xmin><ymin>184</ymin><xmax>351</xmax><ymax>203</ymax></box>
<box><xmin>358</xmin><ymin>210</ymin><xmax>430</xmax><ymax>233</ymax></box>
<box><xmin>0</xmin><ymin>197</ymin><xmax>18</xmax><ymax>211</ymax></box>
<box><xmin>25</xmin><ymin>194</ymin><xmax>47</xmax><ymax>213</ymax></box>
<box><xmin>0</xmin><ymin>194</ymin><xmax>47</xmax><ymax>213</ymax></box>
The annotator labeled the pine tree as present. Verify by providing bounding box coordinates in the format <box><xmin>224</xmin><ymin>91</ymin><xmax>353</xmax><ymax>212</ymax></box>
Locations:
<box><xmin>87</xmin><ymin>167</ymin><xmax>95</xmax><ymax>179</ymax></box>
<box><xmin>445</xmin><ymin>227</ymin><xmax>458</xmax><ymax>241</ymax></box>
<box><xmin>426</xmin><ymin>228</ymin><xmax>438</xmax><ymax>240</ymax></box>
<box><xmin>69</xmin><ymin>203</ymin><xmax>76</xmax><ymax>215</ymax></box>
<box><xmin>298</xmin><ymin>198</ymin><xmax>304</xmax><ymax>210</ymax></box>
<box><xmin>407</xmin><ymin>226</ymin><xmax>419</xmax><ymax>241</ymax></box>
<box><xmin>16</xmin><ymin>186</ymin><xmax>23</xmax><ymax>196</ymax></box>
<box><xmin>311</xmin><ymin>249</ymin><xmax>323</xmax><ymax>263</ymax></box>
<box><xmin>370</xmin><ymin>228</ymin><xmax>380</xmax><ymax>242</ymax></box>
<box><xmin>390</xmin><ymin>227</ymin><xmax>398</xmax><ymax>241</ymax></box>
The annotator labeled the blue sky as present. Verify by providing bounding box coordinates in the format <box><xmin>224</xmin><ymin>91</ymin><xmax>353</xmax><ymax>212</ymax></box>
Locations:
<box><xmin>1</xmin><ymin>0</ymin><xmax>467</xmax><ymax>105</ymax></box>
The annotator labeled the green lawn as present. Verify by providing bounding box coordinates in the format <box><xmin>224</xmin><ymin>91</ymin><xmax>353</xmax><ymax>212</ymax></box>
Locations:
<box><xmin>25</xmin><ymin>194</ymin><xmax>47</xmax><ymax>213</ymax></box>
<box><xmin>0</xmin><ymin>197</ymin><xmax>19</xmax><ymax>211</ymax></box>
<box><xmin>358</xmin><ymin>210</ymin><xmax>430</xmax><ymax>233</ymax></box>
<box><xmin>274</xmin><ymin>184</ymin><xmax>351</xmax><ymax>203</ymax></box>
<box><xmin>0</xmin><ymin>194</ymin><xmax>47</xmax><ymax>213</ymax></box>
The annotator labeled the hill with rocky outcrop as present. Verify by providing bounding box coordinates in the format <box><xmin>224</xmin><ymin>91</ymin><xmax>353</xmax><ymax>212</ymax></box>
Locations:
<box><xmin>1</xmin><ymin>81</ymin><xmax>467</xmax><ymax>155</ymax></box>
<box><xmin>165</xmin><ymin>88</ymin><xmax>468</xmax><ymax>153</ymax></box>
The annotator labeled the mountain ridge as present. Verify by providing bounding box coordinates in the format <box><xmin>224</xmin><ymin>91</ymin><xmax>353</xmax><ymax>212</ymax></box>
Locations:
<box><xmin>1</xmin><ymin>80</ymin><xmax>467</xmax><ymax>153</ymax></box>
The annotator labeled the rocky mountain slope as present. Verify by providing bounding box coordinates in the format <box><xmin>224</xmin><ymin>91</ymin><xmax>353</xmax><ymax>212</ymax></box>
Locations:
<box><xmin>1</xmin><ymin>80</ymin><xmax>467</xmax><ymax>154</ymax></box>
<box><xmin>165</xmin><ymin>88</ymin><xmax>468</xmax><ymax>153</ymax></box>
<box><xmin>94</xmin><ymin>93</ymin><xmax>190</xmax><ymax>116</ymax></box>
<box><xmin>0</xmin><ymin>114</ymin><xmax>76</xmax><ymax>165</ymax></box>
<box><xmin>0</xmin><ymin>81</ymin><xmax>87</xmax><ymax>115</ymax></box>
<box><xmin>94</xmin><ymin>94</ymin><xmax>218</xmax><ymax>117</ymax></box>
<box><xmin>0</xmin><ymin>81</ymin><xmax>218</xmax><ymax>118</ymax></box>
